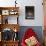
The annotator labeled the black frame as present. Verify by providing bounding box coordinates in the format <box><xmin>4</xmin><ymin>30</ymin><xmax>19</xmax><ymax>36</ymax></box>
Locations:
<box><xmin>25</xmin><ymin>6</ymin><xmax>34</xmax><ymax>19</ymax></box>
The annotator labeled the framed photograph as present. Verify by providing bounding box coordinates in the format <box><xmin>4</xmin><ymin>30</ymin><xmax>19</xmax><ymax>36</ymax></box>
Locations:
<box><xmin>25</xmin><ymin>6</ymin><xmax>34</xmax><ymax>19</ymax></box>
<box><xmin>2</xmin><ymin>10</ymin><xmax>9</xmax><ymax>15</ymax></box>
<box><xmin>9</xmin><ymin>10</ymin><xmax>18</xmax><ymax>15</ymax></box>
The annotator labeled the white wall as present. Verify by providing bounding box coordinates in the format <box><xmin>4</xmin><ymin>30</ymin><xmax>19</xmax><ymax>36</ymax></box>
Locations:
<box><xmin>0</xmin><ymin>0</ymin><xmax>43</xmax><ymax>26</ymax></box>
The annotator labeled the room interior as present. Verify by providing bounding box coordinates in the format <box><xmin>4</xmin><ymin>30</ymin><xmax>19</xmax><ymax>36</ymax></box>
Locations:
<box><xmin>0</xmin><ymin>0</ymin><xmax>45</xmax><ymax>46</ymax></box>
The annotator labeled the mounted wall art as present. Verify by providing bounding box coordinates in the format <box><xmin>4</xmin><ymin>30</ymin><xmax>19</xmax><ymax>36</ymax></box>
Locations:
<box><xmin>25</xmin><ymin>6</ymin><xmax>34</xmax><ymax>19</ymax></box>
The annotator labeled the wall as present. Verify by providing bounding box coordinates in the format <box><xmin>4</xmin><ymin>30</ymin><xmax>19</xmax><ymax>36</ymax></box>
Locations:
<box><xmin>0</xmin><ymin>0</ymin><xmax>43</xmax><ymax>26</ymax></box>
<box><xmin>18</xmin><ymin>0</ymin><xmax>43</xmax><ymax>26</ymax></box>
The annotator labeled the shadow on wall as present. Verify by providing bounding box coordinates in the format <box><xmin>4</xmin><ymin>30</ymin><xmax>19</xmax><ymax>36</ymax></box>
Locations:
<box><xmin>18</xmin><ymin>26</ymin><xmax>43</xmax><ymax>44</ymax></box>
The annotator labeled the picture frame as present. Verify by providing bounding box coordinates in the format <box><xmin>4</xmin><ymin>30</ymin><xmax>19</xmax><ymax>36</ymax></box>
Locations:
<box><xmin>2</xmin><ymin>10</ymin><xmax>9</xmax><ymax>15</ymax></box>
<box><xmin>9</xmin><ymin>10</ymin><xmax>18</xmax><ymax>15</ymax></box>
<box><xmin>25</xmin><ymin>6</ymin><xmax>34</xmax><ymax>19</ymax></box>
